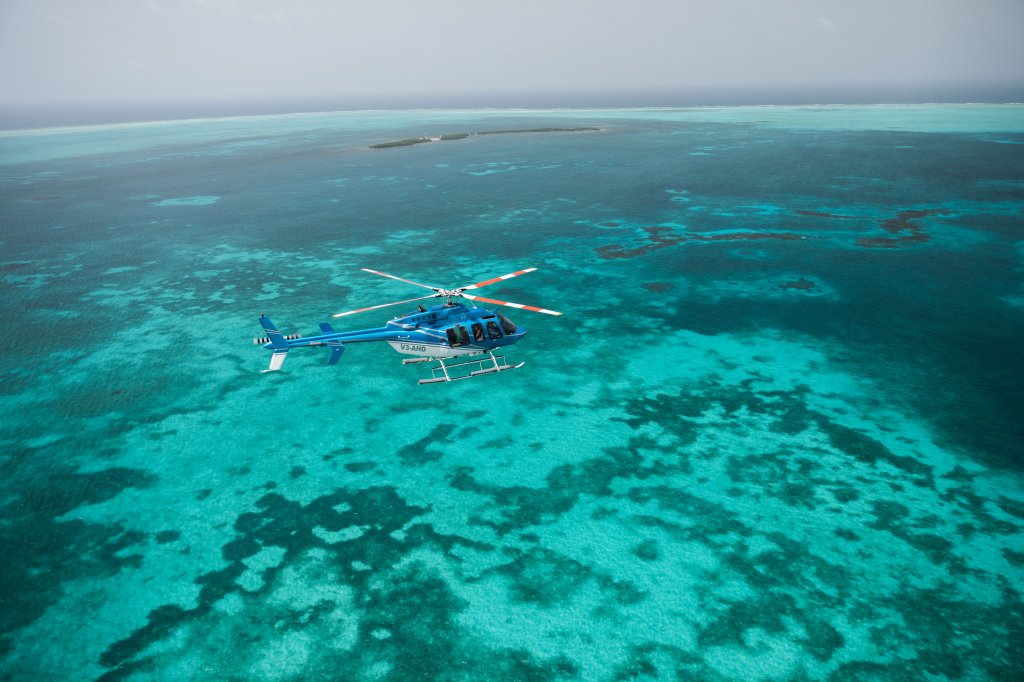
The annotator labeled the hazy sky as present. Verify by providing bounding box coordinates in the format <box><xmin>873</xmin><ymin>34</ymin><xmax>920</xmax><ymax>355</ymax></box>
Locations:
<box><xmin>2</xmin><ymin>0</ymin><xmax>1023</xmax><ymax>110</ymax></box>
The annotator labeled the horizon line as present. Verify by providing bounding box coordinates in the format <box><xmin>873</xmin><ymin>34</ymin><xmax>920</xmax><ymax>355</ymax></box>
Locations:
<box><xmin>4</xmin><ymin>82</ymin><xmax>1024</xmax><ymax>132</ymax></box>
<box><xmin>3</xmin><ymin>100</ymin><xmax>1024</xmax><ymax>135</ymax></box>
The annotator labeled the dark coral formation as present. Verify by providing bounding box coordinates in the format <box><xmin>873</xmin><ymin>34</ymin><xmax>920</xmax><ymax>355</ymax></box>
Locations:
<box><xmin>691</xmin><ymin>232</ymin><xmax>804</xmax><ymax>242</ymax></box>
<box><xmin>0</xmin><ymin>464</ymin><xmax>157</xmax><ymax>650</ymax></box>
<box><xmin>595</xmin><ymin>226</ymin><xmax>686</xmax><ymax>260</ymax></box>
<box><xmin>596</xmin><ymin>227</ymin><xmax>804</xmax><ymax>260</ymax></box>
<box><xmin>595</xmin><ymin>207</ymin><xmax>949</xmax><ymax>260</ymax></box>
<box><xmin>795</xmin><ymin>210</ymin><xmax>859</xmax><ymax>220</ymax></box>
<box><xmin>780</xmin><ymin>278</ymin><xmax>819</xmax><ymax>291</ymax></box>
<box><xmin>857</xmin><ymin>209</ymin><xmax>948</xmax><ymax>248</ymax></box>
<box><xmin>94</xmin><ymin>485</ymin><xmax>574</xmax><ymax>680</ymax></box>
<box><xmin>641</xmin><ymin>282</ymin><xmax>674</xmax><ymax>293</ymax></box>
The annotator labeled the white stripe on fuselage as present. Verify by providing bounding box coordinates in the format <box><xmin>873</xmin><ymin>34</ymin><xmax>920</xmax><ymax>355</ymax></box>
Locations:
<box><xmin>386</xmin><ymin>341</ymin><xmax>479</xmax><ymax>358</ymax></box>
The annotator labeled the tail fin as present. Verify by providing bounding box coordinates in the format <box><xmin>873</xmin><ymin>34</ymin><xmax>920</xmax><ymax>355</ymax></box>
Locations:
<box><xmin>260</xmin><ymin>314</ymin><xmax>290</xmax><ymax>350</ymax></box>
<box><xmin>259</xmin><ymin>314</ymin><xmax>289</xmax><ymax>372</ymax></box>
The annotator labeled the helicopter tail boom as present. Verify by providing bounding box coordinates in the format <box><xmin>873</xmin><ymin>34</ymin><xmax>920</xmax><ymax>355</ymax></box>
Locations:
<box><xmin>258</xmin><ymin>314</ymin><xmax>348</xmax><ymax>371</ymax></box>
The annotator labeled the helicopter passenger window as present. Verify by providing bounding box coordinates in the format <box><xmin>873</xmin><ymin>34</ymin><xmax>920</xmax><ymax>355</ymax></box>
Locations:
<box><xmin>472</xmin><ymin>323</ymin><xmax>484</xmax><ymax>342</ymax></box>
<box><xmin>498</xmin><ymin>314</ymin><xmax>517</xmax><ymax>335</ymax></box>
<box><xmin>445</xmin><ymin>328</ymin><xmax>460</xmax><ymax>346</ymax></box>
<box><xmin>486</xmin><ymin>321</ymin><xmax>502</xmax><ymax>340</ymax></box>
<box><xmin>455</xmin><ymin>325</ymin><xmax>470</xmax><ymax>345</ymax></box>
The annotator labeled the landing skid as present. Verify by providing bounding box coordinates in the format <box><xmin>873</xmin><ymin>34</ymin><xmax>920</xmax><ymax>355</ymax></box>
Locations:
<box><xmin>405</xmin><ymin>351</ymin><xmax>524</xmax><ymax>384</ymax></box>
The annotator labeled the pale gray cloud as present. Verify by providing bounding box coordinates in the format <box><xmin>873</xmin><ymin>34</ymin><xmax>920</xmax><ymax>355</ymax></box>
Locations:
<box><xmin>1</xmin><ymin>0</ymin><xmax>1022</xmax><ymax>110</ymax></box>
<box><xmin>816</xmin><ymin>17</ymin><xmax>839</xmax><ymax>32</ymax></box>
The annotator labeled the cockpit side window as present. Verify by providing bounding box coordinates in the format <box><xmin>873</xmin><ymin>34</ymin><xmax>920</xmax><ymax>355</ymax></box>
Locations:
<box><xmin>446</xmin><ymin>326</ymin><xmax>471</xmax><ymax>346</ymax></box>
<box><xmin>485</xmin><ymin>320</ymin><xmax>502</xmax><ymax>340</ymax></box>
<box><xmin>498</xmin><ymin>314</ymin><xmax>517</xmax><ymax>335</ymax></box>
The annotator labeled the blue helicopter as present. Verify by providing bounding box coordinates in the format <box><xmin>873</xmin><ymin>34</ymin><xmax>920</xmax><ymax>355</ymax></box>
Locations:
<box><xmin>254</xmin><ymin>267</ymin><xmax>561</xmax><ymax>384</ymax></box>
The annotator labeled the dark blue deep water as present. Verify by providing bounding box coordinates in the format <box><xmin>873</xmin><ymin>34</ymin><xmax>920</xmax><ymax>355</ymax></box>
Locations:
<box><xmin>1</xmin><ymin>106</ymin><xmax>1023</xmax><ymax>680</ymax></box>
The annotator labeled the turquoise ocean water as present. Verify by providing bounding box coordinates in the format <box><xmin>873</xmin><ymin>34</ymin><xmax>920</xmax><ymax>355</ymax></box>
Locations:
<box><xmin>1</xmin><ymin>105</ymin><xmax>1023</xmax><ymax>680</ymax></box>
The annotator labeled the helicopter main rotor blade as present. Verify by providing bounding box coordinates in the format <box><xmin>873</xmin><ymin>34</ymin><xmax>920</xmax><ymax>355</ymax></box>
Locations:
<box><xmin>361</xmin><ymin>268</ymin><xmax>439</xmax><ymax>292</ymax></box>
<box><xmin>462</xmin><ymin>267</ymin><xmax>538</xmax><ymax>291</ymax></box>
<box><xmin>332</xmin><ymin>294</ymin><xmax>438</xmax><ymax>318</ymax></box>
<box><xmin>460</xmin><ymin>293</ymin><xmax>562</xmax><ymax>316</ymax></box>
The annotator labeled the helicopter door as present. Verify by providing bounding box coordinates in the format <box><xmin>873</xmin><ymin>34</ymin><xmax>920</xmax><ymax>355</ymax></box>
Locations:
<box><xmin>485</xmin><ymin>320</ymin><xmax>502</xmax><ymax>340</ymax></box>
<box><xmin>446</xmin><ymin>325</ymin><xmax>470</xmax><ymax>347</ymax></box>
<box><xmin>471</xmin><ymin>323</ymin><xmax>485</xmax><ymax>343</ymax></box>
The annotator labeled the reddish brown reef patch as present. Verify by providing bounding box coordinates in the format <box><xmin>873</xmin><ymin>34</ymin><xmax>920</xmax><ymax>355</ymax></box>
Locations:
<box><xmin>641</xmin><ymin>282</ymin><xmax>674</xmax><ymax>293</ymax></box>
<box><xmin>780</xmin><ymin>278</ymin><xmax>818</xmax><ymax>291</ymax></box>
<box><xmin>596</xmin><ymin>227</ymin><xmax>804</xmax><ymax>260</ymax></box>
<box><xmin>595</xmin><ymin>227</ymin><xmax>686</xmax><ymax>259</ymax></box>
<box><xmin>856</xmin><ymin>209</ymin><xmax>948</xmax><ymax>248</ymax></box>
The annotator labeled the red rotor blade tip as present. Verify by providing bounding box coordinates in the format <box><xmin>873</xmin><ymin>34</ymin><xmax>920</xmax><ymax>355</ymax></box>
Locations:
<box><xmin>464</xmin><ymin>267</ymin><xmax>538</xmax><ymax>290</ymax></box>
<box><xmin>461</xmin><ymin>293</ymin><xmax>561</xmax><ymax>316</ymax></box>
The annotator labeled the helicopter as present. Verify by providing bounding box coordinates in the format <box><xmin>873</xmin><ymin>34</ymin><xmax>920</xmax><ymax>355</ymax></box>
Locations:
<box><xmin>254</xmin><ymin>267</ymin><xmax>561</xmax><ymax>384</ymax></box>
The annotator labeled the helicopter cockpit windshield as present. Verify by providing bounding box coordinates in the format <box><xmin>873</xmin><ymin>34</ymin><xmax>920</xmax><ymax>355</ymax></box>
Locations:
<box><xmin>497</xmin><ymin>314</ymin><xmax>517</xmax><ymax>335</ymax></box>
